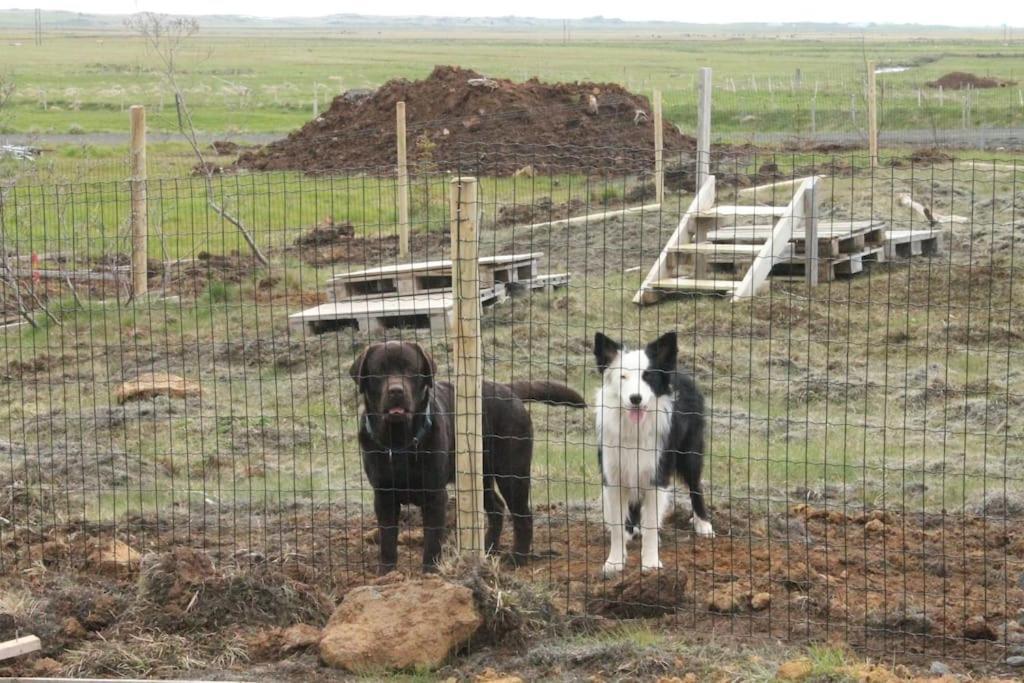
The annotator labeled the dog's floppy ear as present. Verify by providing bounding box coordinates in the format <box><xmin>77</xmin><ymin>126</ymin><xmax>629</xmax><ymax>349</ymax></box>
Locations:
<box><xmin>409</xmin><ymin>342</ymin><xmax>437</xmax><ymax>388</ymax></box>
<box><xmin>645</xmin><ymin>331</ymin><xmax>678</xmax><ymax>372</ymax></box>
<box><xmin>349</xmin><ymin>344</ymin><xmax>375</xmax><ymax>394</ymax></box>
<box><xmin>593</xmin><ymin>332</ymin><xmax>620</xmax><ymax>374</ymax></box>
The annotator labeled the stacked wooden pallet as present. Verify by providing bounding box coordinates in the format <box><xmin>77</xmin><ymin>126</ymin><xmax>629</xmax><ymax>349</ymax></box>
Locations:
<box><xmin>289</xmin><ymin>252</ymin><xmax>569</xmax><ymax>334</ymax></box>
<box><xmin>635</xmin><ymin>175</ymin><xmax>946</xmax><ymax>305</ymax></box>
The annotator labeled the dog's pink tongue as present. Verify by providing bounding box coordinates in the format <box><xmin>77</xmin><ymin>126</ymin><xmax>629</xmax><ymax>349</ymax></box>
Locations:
<box><xmin>388</xmin><ymin>407</ymin><xmax>405</xmax><ymax>415</ymax></box>
<box><xmin>628</xmin><ymin>407</ymin><xmax>644</xmax><ymax>424</ymax></box>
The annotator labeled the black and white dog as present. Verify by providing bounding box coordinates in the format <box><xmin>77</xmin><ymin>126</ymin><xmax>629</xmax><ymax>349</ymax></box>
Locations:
<box><xmin>593</xmin><ymin>330</ymin><xmax>713</xmax><ymax>575</ymax></box>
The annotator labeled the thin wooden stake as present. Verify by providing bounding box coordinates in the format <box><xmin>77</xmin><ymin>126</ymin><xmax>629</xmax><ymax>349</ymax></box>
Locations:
<box><xmin>129</xmin><ymin>105</ymin><xmax>148</xmax><ymax>299</ymax></box>
<box><xmin>653</xmin><ymin>89</ymin><xmax>664</xmax><ymax>205</ymax></box>
<box><xmin>397</xmin><ymin>101</ymin><xmax>410</xmax><ymax>259</ymax></box>
<box><xmin>867</xmin><ymin>62</ymin><xmax>878</xmax><ymax>168</ymax></box>
<box><xmin>450</xmin><ymin>177</ymin><xmax>484</xmax><ymax>557</ymax></box>
<box><xmin>696</xmin><ymin>67</ymin><xmax>712</xmax><ymax>193</ymax></box>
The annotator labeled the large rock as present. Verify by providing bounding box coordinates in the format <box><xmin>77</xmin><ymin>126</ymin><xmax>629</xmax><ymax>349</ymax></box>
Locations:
<box><xmin>116</xmin><ymin>372</ymin><xmax>201</xmax><ymax>404</ymax></box>
<box><xmin>319</xmin><ymin>577</ymin><xmax>481</xmax><ymax>672</ymax></box>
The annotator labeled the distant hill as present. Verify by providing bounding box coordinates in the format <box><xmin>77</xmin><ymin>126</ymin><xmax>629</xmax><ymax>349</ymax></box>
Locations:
<box><xmin>0</xmin><ymin>9</ymin><xmax>1011</xmax><ymax>34</ymax></box>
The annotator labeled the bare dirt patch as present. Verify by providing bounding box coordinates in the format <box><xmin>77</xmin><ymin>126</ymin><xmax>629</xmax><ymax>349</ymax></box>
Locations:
<box><xmin>926</xmin><ymin>72</ymin><xmax>1017</xmax><ymax>89</ymax></box>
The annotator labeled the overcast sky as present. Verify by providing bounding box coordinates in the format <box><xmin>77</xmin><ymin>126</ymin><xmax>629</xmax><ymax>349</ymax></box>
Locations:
<box><xmin>10</xmin><ymin>1</ymin><xmax>1023</xmax><ymax>28</ymax></box>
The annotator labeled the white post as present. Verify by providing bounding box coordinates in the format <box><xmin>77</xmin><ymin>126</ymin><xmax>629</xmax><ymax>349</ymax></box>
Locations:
<box><xmin>130</xmin><ymin>105</ymin><xmax>148</xmax><ymax>299</ymax></box>
<box><xmin>867</xmin><ymin>61</ymin><xmax>878</xmax><ymax>168</ymax></box>
<box><xmin>696</xmin><ymin>67</ymin><xmax>712</xmax><ymax>193</ymax></box>
<box><xmin>396</xmin><ymin>101</ymin><xmax>410</xmax><ymax>259</ymax></box>
<box><xmin>653</xmin><ymin>89</ymin><xmax>664</xmax><ymax>205</ymax></box>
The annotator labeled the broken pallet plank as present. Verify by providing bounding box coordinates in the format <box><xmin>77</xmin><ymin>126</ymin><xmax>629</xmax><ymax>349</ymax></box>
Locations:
<box><xmin>0</xmin><ymin>635</ymin><xmax>41</xmax><ymax>661</ymax></box>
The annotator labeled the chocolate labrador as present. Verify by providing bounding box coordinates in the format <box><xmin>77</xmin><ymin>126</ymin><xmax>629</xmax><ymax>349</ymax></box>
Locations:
<box><xmin>350</xmin><ymin>340</ymin><xmax>585</xmax><ymax>573</ymax></box>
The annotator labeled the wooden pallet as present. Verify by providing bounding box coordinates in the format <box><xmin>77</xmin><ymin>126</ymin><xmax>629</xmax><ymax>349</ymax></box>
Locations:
<box><xmin>771</xmin><ymin>246</ymin><xmax>887</xmax><ymax>282</ymax></box>
<box><xmin>885</xmin><ymin>230</ymin><xmax>943</xmax><ymax>259</ymax></box>
<box><xmin>292</xmin><ymin>272</ymin><xmax>571</xmax><ymax>335</ymax></box>
<box><xmin>326</xmin><ymin>253</ymin><xmax>541</xmax><ymax>301</ymax></box>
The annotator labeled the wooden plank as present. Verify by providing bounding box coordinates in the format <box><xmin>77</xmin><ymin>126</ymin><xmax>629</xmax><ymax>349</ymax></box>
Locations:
<box><xmin>669</xmin><ymin>243</ymin><xmax>763</xmax><ymax>256</ymax></box>
<box><xmin>396</xmin><ymin>101</ymin><xmax>410</xmax><ymax>260</ymax></box>
<box><xmin>0</xmin><ymin>635</ymin><xmax>41</xmax><ymax>661</ymax></box>
<box><xmin>804</xmin><ymin>174</ymin><xmax>818</xmax><ymax>287</ymax></box>
<box><xmin>524</xmin><ymin>203</ymin><xmax>660</xmax><ymax>231</ymax></box>
<box><xmin>651</xmin><ymin>277</ymin><xmax>740</xmax><ymax>293</ymax></box>
<box><xmin>130</xmin><ymin>105</ymin><xmax>147</xmax><ymax>299</ymax></box>
<box><xmin>696</xmin><ymin>67</ymin><xmax>712</xmax><ymax>192</ymax></box>
<box><xmin>699</xmin><ymin>205</ymin><xmax>789</xmax><ymax>218</ymax></box>
<box><xmin>737</xmin><ymin>176</ymin><xmax>818</xmax><ymax>197</ymax></box>
<box><xmin>634</xmin><ymin>175</ymin><xmax>716</xmax><ymax>305</ymax></box>
<box><xmin>732</xmin><ymin>176</ymin><xmax>818</xmax><ymax>301</ymax></box>
<box><xmin>328</xmin><ymin>252</ymin><xmax>543</xmax><ymax>283</ymax></box>
<box><xmin>450</xmin><ymin>176</ymin><xmax>485</xmax><ymax>557</ymax></box>
<box><xmin>653</xmin><ymin>89</ymin><xmax>664</xmax><ymax>205</ymax></box>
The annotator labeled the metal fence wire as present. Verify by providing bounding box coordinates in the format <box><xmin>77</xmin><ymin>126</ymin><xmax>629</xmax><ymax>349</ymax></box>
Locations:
<box><xmin>1</xmin><ymin>144</ymin><xmax>1022</xmax><ymax>669</ymax></box>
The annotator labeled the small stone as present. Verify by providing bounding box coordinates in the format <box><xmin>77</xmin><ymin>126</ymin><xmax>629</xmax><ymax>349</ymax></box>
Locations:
<box><xmin>115</xmin><ymin>372</ymin><xmax>201</xmax><ymax>404</ymax></box>
<box><xmin>62</xmin><ymin>616</ymin><xmax>88</xmax><ymax>639</ymax></box>
<box><xmin>280</xmin><ymin>623</ymin><xmax>320</xmax><ymax>653</ymax></box>
<box><xmin>706</xmin><ymin>583</ymin><xmax>749</xmax><ymax>613</ymax></box>
<box><xmin>777</xmin><ymin>657</ymin><xmax>813</xmax><ymax>680</ymax></box>
<box><xmin>751</xmin><ymin>592</ymin><xmax>771</xmax><ymax>611</ymax></box>
<box><xmin>1006</xmin><ymin>656</ymin><xmax>1024</xmax><ymax>667</ymax></box>
<box><xmin>30</xmin><ymin>658</ymin><xmax>62</xmax><ymax>677</ymax></box>
<box><xmin>87</xmin><ymin>539</ymin><xmax>141</xmax><ymax>574</ymax></box>
<box><xmin>963</xmin><ymin>616</ymin><xmax>996</xmax><ymax>641</ymax></box>
<box><xmin>929</xmin><ymin>661</ymin><xmax>951</xmax><ymax>676</ymax></box>
<box><xmin>864</xmin><ymin>518</ymin><xmax>886</xmax><ymax>534</ymax></box>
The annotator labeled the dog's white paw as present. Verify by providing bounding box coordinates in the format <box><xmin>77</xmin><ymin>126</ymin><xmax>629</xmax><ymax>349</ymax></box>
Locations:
<box><xmin>693</xmin><ymin>517</ymin><xmax>715</xmax><ymax>538</ymax></box>
<box><xmin>641</xmin><ymin>559</ymin><xmax>663</xmax><ymax>573</ymax></box>
<box><xmin>602</xmin><ymin>560</ymin><xmax>625</xmax><ymax>577</ymax></box>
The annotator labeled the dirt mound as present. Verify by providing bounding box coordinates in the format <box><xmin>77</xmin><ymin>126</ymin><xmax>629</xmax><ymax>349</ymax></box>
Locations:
<box><xmin>235</xmin><ymin>66</ymin><xmax>694</xmax><ymax>176</ymax></box>
<box><xmin>588</xmin><ymin>570</ymin><xmax>688</xmax><ymax>618</ymax></box>
<box><xmin>926</xmin><ymin>72</ymin><xmax>1016</xmax><ymax>89</ymax></box>
<box><xmin>293</xmin><ymin>219</ymin><xmax>355</xmax><ymax>247</ymax></box>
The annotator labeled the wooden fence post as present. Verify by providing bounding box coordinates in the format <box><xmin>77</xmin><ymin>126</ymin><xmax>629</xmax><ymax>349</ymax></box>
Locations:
<box><xmin>397</xmin><ymin>101</ymin><xmax>410</xmax><ymax>259</ymax></box>
<box><xmin>129</xmin><ymin>105</ymin><xmax>147</xmax><ymax>299</ymax></box>
<box><xmin>867</xmin><ymin>62</ymin><xmax>878</xmax><ymax>168</ymax></box>
<box><xmin>653</xmin><ymin>89</ymin><xmax>664</xmax><ymax>205</ymax></box>
<box><xmin>804</xmin><ymin>177</ymin><xmax>819</xmax><ymax>288</ymax></box>
<box><xmin>450</xmin><ymin>176</ymin><xmax>484</xmax><ymax>557</ymax></box>
<box><xmin>696</xmin><ymin>67</ymin><xmax>712</xmax><ymax>193</ymax></box>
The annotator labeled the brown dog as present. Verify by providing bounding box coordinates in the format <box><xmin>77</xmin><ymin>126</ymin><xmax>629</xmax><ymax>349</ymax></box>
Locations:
<box><xmin>350</xmin><ymin>340</ymin><xmax>585</xmax><ymax>572</ymax></box>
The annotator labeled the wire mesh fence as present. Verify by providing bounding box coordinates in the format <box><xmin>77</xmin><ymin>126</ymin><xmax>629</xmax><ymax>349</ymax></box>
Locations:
<box><xmin>1</xmin><ymin>144</ymin><xmax>1022</xmax><ymax>671</ymax></box>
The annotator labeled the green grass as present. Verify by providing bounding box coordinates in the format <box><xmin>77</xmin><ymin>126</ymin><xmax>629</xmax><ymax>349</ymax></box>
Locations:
<box><xmin>0</xmin><ymin>28</ymin><xmax>1022</xmax><ymax>138</ymax></box>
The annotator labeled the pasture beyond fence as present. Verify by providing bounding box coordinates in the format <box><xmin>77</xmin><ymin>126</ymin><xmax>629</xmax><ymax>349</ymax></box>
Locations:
<box><xmin>1</xmin><ymin>142</ymin><xmax>1023</xmax><ymax>673</ymax></box>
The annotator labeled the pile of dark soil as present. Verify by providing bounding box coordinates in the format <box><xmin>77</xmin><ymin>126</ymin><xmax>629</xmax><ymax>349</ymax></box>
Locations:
<box><xmin>926</xmin><ymin>72</ymin><xmax>1016</xmax><ymax>89</ymax></box>
<box><xmin>235</xmin><ymin>66</ymin><xmax>695</xmax><ymax>176</ymax></box>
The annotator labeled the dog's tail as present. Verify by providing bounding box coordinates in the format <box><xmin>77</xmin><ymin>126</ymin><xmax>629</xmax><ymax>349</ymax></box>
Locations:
<box><xmin>508</xmin><ymin>380</ymin><xmax>586</xmax><ymax>408</ymax></box>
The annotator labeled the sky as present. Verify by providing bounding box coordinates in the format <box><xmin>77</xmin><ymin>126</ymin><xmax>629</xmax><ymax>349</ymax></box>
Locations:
<box><xmin>8</xmin><ymin>0</ymin><xmax>1024</xmax><ymax>28</ymax></box>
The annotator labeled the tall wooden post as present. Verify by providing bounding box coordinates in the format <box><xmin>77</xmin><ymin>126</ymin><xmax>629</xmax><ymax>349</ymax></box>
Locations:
<box><xmin>804</xmin><ymin>178</ymin><xmax>819</xmax><ymax>288</ymax></box>
<box><xmin>450</xmin><ymin>177</ymin><xmax>484</xmax><ymax>557</ymax></box>
<box><xmin>397</xmin><ymin>101</ymin><xmax>410</xmax><ymax>260</ymax></box>
<box><xmin>653</xmin><ymin>89</ymin><xmax>664</xmax><ymax>205</ymax></box>
<box><xmin>129</xmin><ymin>105</ymin><xmax>148</xmax><ymax>299</ymax></box>
<box><xmin>867</xmin><ymin>62</ymin><xmax>878</xmax><ymax>168</ymax></box>
<box><xmin>696</xmin><ymin>67</ymin><xmax>712</xmax><ymax>193</ymax></box>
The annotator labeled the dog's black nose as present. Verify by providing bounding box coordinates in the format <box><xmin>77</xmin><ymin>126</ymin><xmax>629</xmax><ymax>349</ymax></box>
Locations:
<box><xmin>388</xmin><ymin>385</ymin><xmax>406</xmax><ymax>400</ymax></box>
<box><xmin>629</xmin><ymin>393</ymin><xmax>642</xmax><ymax>406</ymax></box>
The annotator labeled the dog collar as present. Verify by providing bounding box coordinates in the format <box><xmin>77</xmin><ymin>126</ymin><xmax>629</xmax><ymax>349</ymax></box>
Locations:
<box><xmin>361</xmin><ymin>391</ymin><xmax>433</xmax><ymax>459</ymax></box>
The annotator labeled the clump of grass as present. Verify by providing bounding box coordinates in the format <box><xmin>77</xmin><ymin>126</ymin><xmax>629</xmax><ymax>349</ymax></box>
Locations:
<box><xmin>439</xmin><ymin>552</ymin><xmax>559</xmax><ymax>644</ymax></box>
<box><xmin>62</xmin><ymin>631</ymin><xmax>247</xmax><ymax>679</ymax></box>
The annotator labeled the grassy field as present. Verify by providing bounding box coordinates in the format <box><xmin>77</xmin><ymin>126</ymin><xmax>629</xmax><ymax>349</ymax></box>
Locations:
<box><xmin>1</xmin><ymin>26</ymin><xmax>1023</xmax><ymax>140</ymax></box>
<box><xmin>2</xmin><ymin>159</ymin><xmax>1020</xmax><ymax>522</ymax></box>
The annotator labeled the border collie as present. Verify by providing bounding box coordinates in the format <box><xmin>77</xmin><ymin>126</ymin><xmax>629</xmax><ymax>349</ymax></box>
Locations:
<box><xmin>593</xmin><ymin>330</ymin><xmax>713</xmax><ymax>575</ymax></box>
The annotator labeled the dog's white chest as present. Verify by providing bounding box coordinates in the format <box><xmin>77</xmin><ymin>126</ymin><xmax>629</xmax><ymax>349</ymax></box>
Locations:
<box><xmin>596</xmin><ymin>390</ymin><xmax>671</xmax><ymax>490</ymax></box>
